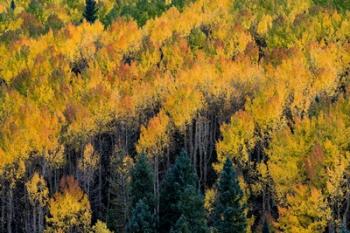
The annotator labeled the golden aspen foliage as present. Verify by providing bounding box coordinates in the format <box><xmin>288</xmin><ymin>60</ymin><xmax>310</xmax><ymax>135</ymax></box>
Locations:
<box><xmin>26</xmin><ymin>172</ymin><xmax>49</xmax><ymax>207</ymax></box>
<box><xmin>278</xmin><ymin>185</ymin><xmax>330</xmax><ymax>233</ymax></box>
<box><xmin>268</xmin><ymin>100</ymin><xmax>350</xmax><ymax>232</ymax></box>
<box><xmin>77</xmin><ymin>143</ymin><xmax>99</xmax><ymax>189</ymax></box>
<box><xmin>257</xmin><ymin>15</ymin><xmax>273</xmax><ymax>35</ymax></box>
<box><xmin>204</xmin><ymin>188</ymin><xmax>216</xmax><ymax>213</ymax></box>
<box><xmin>61</xmin><ymin>21</ymin><xmax>104</xmax><ymax>62</ymax></box>
<box><xmin>45</xmin><ymin>176</ymin><xmax>92</xmax><ymax>233</ymax></box>
<box><xmin>92</xmin><ymin>220</ymin><xmax>114</xmax><ymax>233</ymax></box>
<box><xmin>160</xmin><ymin>37</ymin><xmax>190</xmax><ymax>74</ymax></box>
<box><xmin>164</xmin><ymin>85</ymin><xmax>203</xmax><ymax>129</ymax></box>
<box><xmin>215</xmin><ymin>111</ymin><xmax>255</xmax><ymax>171</ymax></box>
<box><xmin>0</xmin><ymin>92</ymin><xmax>61</xmax><ymax>172</ymax></box>
<box><xmin>137</xmin><ymin>110</ymin><xmax>170</xmax><ymax>156</ymax></box>
<box><xmin>0</xmin><ymin>0</ymin><xmax>349</xmax><ymax>231</ymax></box>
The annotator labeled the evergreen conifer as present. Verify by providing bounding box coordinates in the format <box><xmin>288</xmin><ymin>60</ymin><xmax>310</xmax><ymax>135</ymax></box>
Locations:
<box><xmin>212</xmin><ymin>158</ymin><xmax>247</xmax><ymax>233</ymax></box>
<box><xmin>83</xmin><ymin>0</ymin><xmax>98</xmax><ymax>23</ymax></box>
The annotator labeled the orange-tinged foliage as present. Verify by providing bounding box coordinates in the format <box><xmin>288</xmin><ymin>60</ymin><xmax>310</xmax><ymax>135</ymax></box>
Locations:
<box><xmin>144</xmin><ymin>0</ymin><xmax>231</xmax><ymax>47</ymax></box>
<box><xmin>0</xmin><ymin>1</ymin><xmax>349</xmax><ymax>231</ymax></box>
<box><xmin>0</xmin><ymin>91</ymin><xmax>61</xmax><ymax>172</ymax></box>
<box><xmin>267</xmin><ymin>100</ymin><xmax>350</xmax><ymax>232</ymax></box>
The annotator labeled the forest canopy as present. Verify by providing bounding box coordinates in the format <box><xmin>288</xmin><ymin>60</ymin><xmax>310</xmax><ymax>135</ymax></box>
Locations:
<box><xmin>0</xmin><ymin>0</ymin><xmax>350</xmax><ymax>232</ymax></box>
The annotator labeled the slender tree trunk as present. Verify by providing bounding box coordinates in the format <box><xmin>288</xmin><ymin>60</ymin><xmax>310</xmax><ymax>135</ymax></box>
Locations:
<box><xmin>25</xmin><ymin>201</ymin><xmax>30</xmax><ymax>233</ymax></box>
<box><xmin>166</xmin><ymin>147</ymin><xmax>170</xmax><ymax>168</ymax></box>
<box><xmin>98</xmin><ymin>137</ymin><xmax>103</xmax><ymax>219</ymax></box>
<box><xmin>122</xmin><ymin>176</ymin><xmax>127</xmax><ymax>233</ymax></box>
<box><xmin>338</xmin><ymin>201</ymin><xmax>341</xmax><ymax>224</ymax></box>
<box><xmin>1</xmin><ymin>188</ymin><xmax>5</xmax><ymax>232</ymax></box>
<box><xmin>154</xmin><ymin>155</ymin><xmax>160</xmax><ymax>220</ymax></box>
<box><xmin>7</xmin><ymin>188</ymin><xmax>13</xmax><ymax>233</ymax></box>
<box><xmin>343</xmin><ymin>192</ymin><xmax>350</xmax><ymax>230</ymax></box>
<box><xmin>328</xmin><ymin>221</ymin><xmax>335</xmax><ymax>233</ymax></box>
<box><xmin>33</xmin><ymin>206</ymin><xmax>37</xmax><ymax>233</ymax></box>
<box><xmin>262</xmin><ymin>187</ymin><xmax>266</xmax><ymax>215</ymax></box>
<box><xmin>39</xmin><ymin>206</ymin><xmax>44</xmax><ymax>233</ymax></box>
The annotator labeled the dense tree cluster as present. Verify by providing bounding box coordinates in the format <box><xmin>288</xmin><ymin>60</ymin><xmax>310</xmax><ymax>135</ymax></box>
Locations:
<box><xmin>0</xmin><ymin>0</ymin><xmax>349</xmax><ymax>232</ymax></box>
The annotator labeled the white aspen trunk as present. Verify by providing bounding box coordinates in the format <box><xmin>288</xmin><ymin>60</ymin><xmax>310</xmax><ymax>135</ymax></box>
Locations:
<box><xmin>1</xmin><ymin>189</ymin><xmax>5</xmax><ymax>232</ymax></box>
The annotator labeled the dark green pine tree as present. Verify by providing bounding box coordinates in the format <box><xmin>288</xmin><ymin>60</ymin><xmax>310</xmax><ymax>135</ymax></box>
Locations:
<box><xmin>83</xmin><ymin>0</ymin><xmax>98</xmax><ymax>24</ymax></box>
<box><xmin>170</xmin><ymin>215</ymin><xmax>190</xmax><ymax>233</ymax></box>
<box><xmin>262</xmin><ymin>220</ymin><xmax>270</xmax><ymax>233</ymax></box>
<box><xmin>211</xmin><ymin>158</ymin><xmax>247</xmax><ymax>233</ymax></box>
<box><xmin>27</xmin><ymin>0</ymin><xmax>43</xmax><ymax>20</ymax></box>
<box><xmin>177</xmin><ymin>185</ymin><xmax>208</xmax><ymax>233</ymax></box>
<box><xmin>127</xmin><ymin>199</ymin><xmax>156</xmax><ymax>233</ymax></box>
<box><xmin>171</xmin><ymin>0</ymin><xmax>194</xmax><ymax>10</ymax></box>
<box><xmin>341</xmin><ymin>225</ymin><xmax>350</xmax><ymax>233</ymax></box>
<box><xmin>10</xmin><ymin>0</ymin><xmax>16</xmax><ymax>11</ymax></box>
<box><xmin>127</xmin><ymin>154</ymin><xmax>156</xmax><ymax>233</ymax></box>
<box><xmin>120</xmin><ymin>0</ymin><xmax>167</xmax><ymax>26</ymax></box>
<box><xmin>130</xmin><ymin>154</ymin><xmax>154</xmax><ymax>208</ymax></box>
<box><xmin>159</xmin><ymin>151</ymin><xmax>208</xmax><ymax>233</ymax></box>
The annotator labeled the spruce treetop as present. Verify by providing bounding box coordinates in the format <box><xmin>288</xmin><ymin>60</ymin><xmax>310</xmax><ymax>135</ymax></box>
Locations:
<box><xmin>130</xmin><ymin>154</ymin><xmax>154</xmax><ymax>208</ymax></box>
<box><xmin>127</xmin><ymin>199</ymin><xmax>155</xmax><ymax>233</ymax></box>
<box><xmin>10</xmin><ymin>0</ymin><xmax>16</xmax><ymax>11</ymax></box>
<box><xmin>83</xmin><ymin>0</ymin><xmax>98</xmax><ymax>24</ymax></box>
